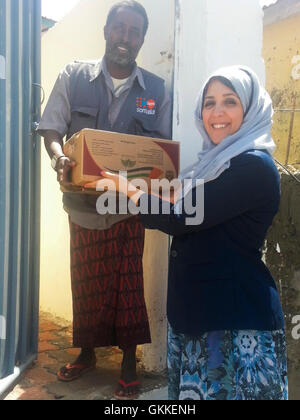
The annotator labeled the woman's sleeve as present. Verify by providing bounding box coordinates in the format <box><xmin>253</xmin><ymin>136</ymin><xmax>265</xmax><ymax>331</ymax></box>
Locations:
<box><xmin>139</xmin><ymin>154</ymin><xmax>280</xmax><ymax>236</ymax></box>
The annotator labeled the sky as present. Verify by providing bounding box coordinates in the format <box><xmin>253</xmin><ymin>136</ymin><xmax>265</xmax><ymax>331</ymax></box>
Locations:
<box><xmin>42</xmin><ymin>0</ymin><xmax>80</xmax><ymax>20</ymax></box>
<box><xmin>42</xmin><ymin>0</ymin><xmax>278</xmax><ymax>21</ymax></box>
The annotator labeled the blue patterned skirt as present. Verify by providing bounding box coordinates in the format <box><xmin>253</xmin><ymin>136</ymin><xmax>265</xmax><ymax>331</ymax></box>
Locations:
<box><xmin>168</xmin><ymin>326</ymin><xmax>288</xmax><ymax>400</ymax></box>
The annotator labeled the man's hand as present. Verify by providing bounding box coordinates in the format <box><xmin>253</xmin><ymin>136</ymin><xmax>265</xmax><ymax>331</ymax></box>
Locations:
<box><xmin>43</xmin><ymin>130</ymin><xmax>76</xmax><ymax>186</ymax></box>
<box><xmin>56</xmin><ymin>157</ymin><xmax>76</xmax><ymax>186</ymax></box>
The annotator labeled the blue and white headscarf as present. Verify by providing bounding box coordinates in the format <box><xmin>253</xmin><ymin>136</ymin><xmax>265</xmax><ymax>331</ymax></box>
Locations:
<box><xmin>176</xmin><ymin>65</ymin><xmax>276</xmax><ymax>208</ymax></box>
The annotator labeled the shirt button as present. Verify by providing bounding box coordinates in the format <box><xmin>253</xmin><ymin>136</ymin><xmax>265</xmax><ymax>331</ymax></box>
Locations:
<box><xmin>171</xmin><ymin>250</ymin><xmax>178</xmax><ymax>258</ymax></box>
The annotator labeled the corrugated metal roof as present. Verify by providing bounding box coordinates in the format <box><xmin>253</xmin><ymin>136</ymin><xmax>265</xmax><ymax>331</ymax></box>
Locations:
<box><xmin>42</xmin><ymin>16</ymin><xmax>56</xmax><ymax>32</ymax></box>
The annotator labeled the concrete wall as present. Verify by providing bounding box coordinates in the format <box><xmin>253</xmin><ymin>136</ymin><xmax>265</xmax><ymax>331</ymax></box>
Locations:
<box><xmin>174</xmin><ymin>0</ymin><xmax>265</xmax><ymax>169</ymax></box>
<box><xmin>265</xmin><ymin>168</ymin><xmax>300</xmax><ymax>401</ymax></box>
<box><xmin>263</xmin><ymin>11</ymin><xmax>300</xmax><ymax>167</ymax></box>
<box><xmin>40</xmin><ymin>0</ymin><xmax>264</xmax><ymax>372</ymax></box>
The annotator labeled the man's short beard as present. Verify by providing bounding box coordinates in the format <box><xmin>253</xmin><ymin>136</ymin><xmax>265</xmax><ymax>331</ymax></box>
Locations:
<box><xmin>106</xmin><ymin>48</ymin><xmax>135</xmax><ymax>68</ymax></box>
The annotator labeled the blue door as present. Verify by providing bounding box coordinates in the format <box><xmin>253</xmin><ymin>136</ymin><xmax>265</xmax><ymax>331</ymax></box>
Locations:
<box><xmin>0</xmin><ymin>0</ymin><xmax>41</xmax><ymax>393</ymax></box>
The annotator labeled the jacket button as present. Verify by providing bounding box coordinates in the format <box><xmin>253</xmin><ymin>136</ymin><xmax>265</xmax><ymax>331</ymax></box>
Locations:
<box><xmin>171</xmin><ymin>250</ymin><xmax>178</xmax><ymax>258</ymax></box>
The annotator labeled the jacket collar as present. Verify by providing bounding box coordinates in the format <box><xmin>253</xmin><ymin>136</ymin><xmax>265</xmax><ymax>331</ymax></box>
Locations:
<box><xmin>90</xmin><ymin>57</ymin><xmax>146</xmax><ymax>90</ymax></box>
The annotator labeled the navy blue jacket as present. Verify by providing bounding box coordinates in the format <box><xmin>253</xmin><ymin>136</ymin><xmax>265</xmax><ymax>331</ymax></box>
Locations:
<box><xmin>139</xmin><ymin>150</ymin><xmax>285</xmax><ymax>335</ymax></box>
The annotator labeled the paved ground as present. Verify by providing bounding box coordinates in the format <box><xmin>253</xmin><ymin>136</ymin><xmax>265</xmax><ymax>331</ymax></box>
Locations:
<box><xmin>4</xmin><ymin>312</ymin><xmax>168</xmax><ymax>401</ymax></box>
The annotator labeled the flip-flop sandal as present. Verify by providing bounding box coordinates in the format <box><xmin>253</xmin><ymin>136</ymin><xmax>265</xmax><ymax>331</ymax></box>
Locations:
<box><xmin>114</xmin><ymin>379</ymin><xmax>141</xmax><ymax>400</ymax></box>
<box><xmin>57</xmin><ymin>363</ymin><xmax>96</xmax><ymax>382</ymax></box>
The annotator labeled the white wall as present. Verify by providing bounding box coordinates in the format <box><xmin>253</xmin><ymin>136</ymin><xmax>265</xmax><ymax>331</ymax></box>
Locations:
<box><xmin>173</xmin><ymin>0</ymin><xmax>264</xmax><ymax>170</ymax></box>
<box><xmin>136</xmin><ymin>0</ymin><xmax>175</xmax><ymax>374</ymax></box>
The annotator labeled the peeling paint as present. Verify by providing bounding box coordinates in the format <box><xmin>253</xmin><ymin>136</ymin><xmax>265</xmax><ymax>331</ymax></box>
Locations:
<box><xmin>263</xmin><ymin>12</ymin><xmax>300</xmax><ymax>167</ymax></box>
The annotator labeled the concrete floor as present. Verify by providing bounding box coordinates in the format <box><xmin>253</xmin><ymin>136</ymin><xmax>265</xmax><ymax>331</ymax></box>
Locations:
<box><xmin>4</xmin><ymin>312</ymin><xmax>168</xmax><ymax>401</ymax></box>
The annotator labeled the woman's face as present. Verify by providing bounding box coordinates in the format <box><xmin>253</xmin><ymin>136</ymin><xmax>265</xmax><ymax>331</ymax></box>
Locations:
<box><xmin>202</xmin><ymin>80</ymin><xmax>244</xmax><ymax>145</ymax></box>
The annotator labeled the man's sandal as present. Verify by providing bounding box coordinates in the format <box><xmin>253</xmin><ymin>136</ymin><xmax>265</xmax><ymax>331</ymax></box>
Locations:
<box><xmin>57</xmin><ymin>363</ymin><xmax>96</xmax><ymax>382</ymax></box>
<box><xmin>114</xmin><ymin>379</ymin><xmax>141</xmax><ymax>400</ymax></box>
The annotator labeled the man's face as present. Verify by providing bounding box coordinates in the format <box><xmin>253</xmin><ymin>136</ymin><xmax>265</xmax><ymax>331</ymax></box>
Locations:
<box><xmin>104</xmin><ymin>7</ymin><xmax>145</xmax><ymax>68</ymax></box>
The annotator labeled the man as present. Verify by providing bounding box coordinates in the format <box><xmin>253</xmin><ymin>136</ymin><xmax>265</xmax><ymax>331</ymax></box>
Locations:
<box><xmin>38</xmin><ymin>1</ymin><xmax>171</xmax><ymax>399</ymax></box>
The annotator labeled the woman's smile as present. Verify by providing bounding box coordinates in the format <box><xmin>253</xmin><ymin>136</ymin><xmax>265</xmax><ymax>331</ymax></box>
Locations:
<box><xmin>211</xmin><ymin>123</ymin><xmax>229</xmax><ymax>129</ymax></box>
<box><xmin>202</xmin><ymin>80</ymin><xmax>244</xmax><ymax>145</ymax></box>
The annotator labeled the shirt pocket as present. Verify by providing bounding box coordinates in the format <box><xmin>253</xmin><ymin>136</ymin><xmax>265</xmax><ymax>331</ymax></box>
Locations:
<box><xmin>68</xmin><ymin>106</ymin><xmax>98</xmax><ymax>137</ymax></box>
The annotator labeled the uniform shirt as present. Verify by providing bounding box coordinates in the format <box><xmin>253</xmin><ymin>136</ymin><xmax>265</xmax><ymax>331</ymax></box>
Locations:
<box><xmin>38</xmin><ymin>58</ymin><xmax>172</xmax><ymax>230</ymax></box>
<box><xmin>38</xmin><ymin>58</ymin><xmax>171</xmax><ymax>140</ymax></box>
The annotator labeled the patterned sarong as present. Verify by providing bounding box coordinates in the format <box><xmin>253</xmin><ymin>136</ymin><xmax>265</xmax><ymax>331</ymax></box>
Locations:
<box><xmin>168</xmin><ymin>326</ymin><xmax>288</xmax><ymax>400</ymax></box>
<box><xmin>69</xmin><ymin>216</ymin><xmax>151</xmax><ymax>349</ymax></box>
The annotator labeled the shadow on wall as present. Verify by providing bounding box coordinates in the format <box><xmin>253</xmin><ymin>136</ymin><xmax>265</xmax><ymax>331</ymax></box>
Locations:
<box><xmin>265</xmin><ymin>167</ymin><xmax>300</xmax><ymax>401</ymax></box>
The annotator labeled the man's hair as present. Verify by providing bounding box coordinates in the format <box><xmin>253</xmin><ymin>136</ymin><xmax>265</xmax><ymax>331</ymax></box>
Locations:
<box><xmin>106</xmin><ymin>1</ymin><xmax>149</xmax><ymax>37</ymax></box>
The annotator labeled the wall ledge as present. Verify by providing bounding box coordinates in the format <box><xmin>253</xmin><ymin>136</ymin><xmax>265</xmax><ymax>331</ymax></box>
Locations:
<box><xmin>264</xmin><ymin>0</ymin><xmax>300</xmax><ymax>26</ymax></box>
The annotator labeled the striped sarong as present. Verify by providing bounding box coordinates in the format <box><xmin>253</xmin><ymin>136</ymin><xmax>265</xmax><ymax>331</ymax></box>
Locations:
<box><xmin>69</xmin><ymin>216</ymin><xmax>151</xmax><ymax>349</ymax></box>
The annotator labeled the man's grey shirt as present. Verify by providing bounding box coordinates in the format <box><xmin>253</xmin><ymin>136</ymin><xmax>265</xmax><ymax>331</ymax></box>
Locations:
<box><xmin>38</xmin><ymin>58</ymin><xmax>172</xmax><ymax>230</ymax></box>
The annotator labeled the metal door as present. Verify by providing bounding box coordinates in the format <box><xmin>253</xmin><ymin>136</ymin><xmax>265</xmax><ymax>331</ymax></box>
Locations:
<box><xmin>0</xmin><ymin>0</ymin><xmax>41</xmax><ymax>394</ymax></box>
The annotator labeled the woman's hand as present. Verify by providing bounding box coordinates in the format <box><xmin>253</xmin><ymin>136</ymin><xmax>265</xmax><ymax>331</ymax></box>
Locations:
<box><xmin>84</xmin><ymin>171</ymin><xmax>183</xmax><ymax>206</ymax></box>
<box><xmin>84</xmin><ymin>171</ymin><xmax>144</xmax><ymax>205</ymax></box>
<box><xmin>84</xmin><ymin>170</ymin><xmax>129</xmax><ymax>195</ymax></box>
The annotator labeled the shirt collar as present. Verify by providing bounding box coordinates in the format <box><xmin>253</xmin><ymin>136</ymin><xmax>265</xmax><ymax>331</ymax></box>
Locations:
<box><xmin>90</xmin><ymin>57</ymin><xmax>146</xmax><ymax>91</ymax></box>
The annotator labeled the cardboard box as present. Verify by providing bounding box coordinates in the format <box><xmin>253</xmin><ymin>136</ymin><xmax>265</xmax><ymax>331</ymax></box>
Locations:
<box><xmin>63</xmin><ymin>129</ymin><xmax>180</xmax><ymax>193</ymax></box>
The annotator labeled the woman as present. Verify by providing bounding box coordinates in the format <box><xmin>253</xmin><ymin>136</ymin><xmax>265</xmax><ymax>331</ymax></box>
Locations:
<box><xmin>86</xmin><ymin>66</ymin><xmax>288</xmax><ymax>400</ymax></box>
